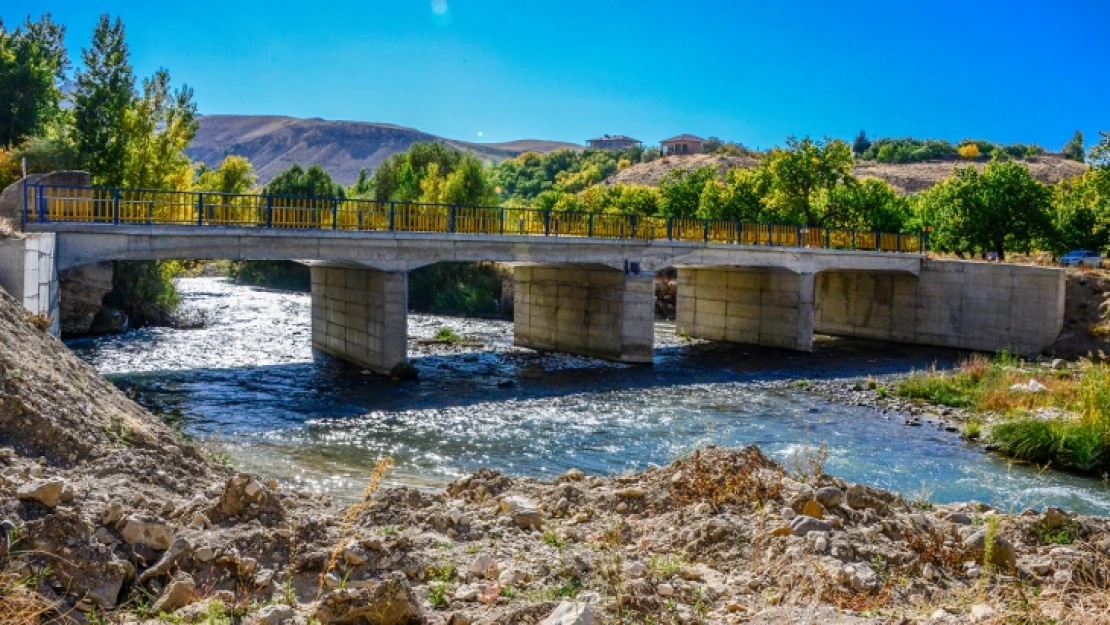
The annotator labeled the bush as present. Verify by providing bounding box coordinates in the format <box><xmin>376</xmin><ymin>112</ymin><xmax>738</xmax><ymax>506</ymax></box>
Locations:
<box><xmin>958</xmin><ymin>144</ymin><xmax>981</xmax><ymax>159</ymax></box>
<box><xmin>409</xmin><ymin>262</ymin><xmax>506</xmax><ymax>318</ymax></box>
<box><xmin>226</xmin><ymin>260</ymin><xmax>310</xmax><ymax>290</ymax></box>
<box><xmin>103</xmin><ymin>260</ymin><xmax>184</xmax><ymax>328</ymax></box>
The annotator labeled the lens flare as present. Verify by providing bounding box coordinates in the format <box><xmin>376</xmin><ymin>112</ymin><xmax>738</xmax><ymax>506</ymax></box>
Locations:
<box><xmin>431</xmin><ymin>0</ymin><xmax>448</xmax><ymax>15</ymax></box>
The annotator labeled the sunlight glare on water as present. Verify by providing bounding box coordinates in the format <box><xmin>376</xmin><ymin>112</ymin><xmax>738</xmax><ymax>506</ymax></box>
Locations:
<box><xmin>68</xmin><ymin>277</ymin><xmax>1110</xmax><ymax>514</ymax></box>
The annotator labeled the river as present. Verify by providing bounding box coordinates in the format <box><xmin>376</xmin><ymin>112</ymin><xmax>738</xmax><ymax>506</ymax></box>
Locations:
<box><xmin>67</xmin><ymin>277</ymin><xmax>1110</xmax><ymax>515</ymax></box>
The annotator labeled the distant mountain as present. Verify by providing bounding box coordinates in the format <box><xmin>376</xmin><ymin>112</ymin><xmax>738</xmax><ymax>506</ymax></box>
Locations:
<box><xmin>185</xmin><ymin>115</ymin><xmax>581</xmax><ymax>186</ymax></box>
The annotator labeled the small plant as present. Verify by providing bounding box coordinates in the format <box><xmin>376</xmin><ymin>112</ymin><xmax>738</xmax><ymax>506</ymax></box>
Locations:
<box><xmin>428</xmin><ymin>561</ymin><xmax>457</xmax><ymax>583</ymax></box>
<box><xmin>908</xmin><ymin>480</ymin><xmax>935</xmax><ymax>510</ymax></box>
<box><xmin>381</xmin><ymin>526</ymin><xmax>400</xmax><ymax>537</ymax></box>
<box><xmin>852</xmin><ymin>381</ymin><xmax>864</xmax><ymax>392</ymax></box>
<box><xmin>24</xmin><ymin>311</ymin><xmax>52</xmax><ymax>332</ymax></box>
<box><xmin>1036</xmin><ymin>519</ymin><xmax>1079</xmax><ymax>545</ymax></box>
<box><xmin>983</xmin><ymin>515</ymin><xmax>1000</xmax><ymax>573</ymax></box>
<box><xmin>788</xmin><ymin>441</ymin><xmax>829</xmax><ymax>484</ymax></box>
<box><xmin>428</xmin><ymin>582</ymin><xmax>450</xmax><ymax>609</ymax></box>
<box><xmin>794</xmin><ymin>379</ymin><xmax>811</xmax><ymax>389</ymax></box>
<box><xmin>541</xmin><ymin>530</ymin><xmax>568</xmax><ymax>549</ymax></box>
<box><xmin>499</xmin><ymin>585</ymin><xmax>518</xmax><ymax>598</ymax></box>
<box><xmin>963</xmin><ymin>420</ymin><xmax>982</xmax><ymax>440</ymax></box>
<box><xmin>866</xmin><ymin>377</ymin><xmax>878</xmax><ymax>390</ymax></box>
<box><xmin>434</xmin><ymin>327</ymin><xmax>463</xmax><ymax>343</ymax></box>
<box><xmin>648</xmin><ymin>554</ymin><xmax>685</xmax><ymax>579</ymax></box>
<box><xmin>876</xmin><ymin>385</ymin><xmax>889</xmax><ymax>399</ymax></box>
<box><xmin>317</xmin><ymin>457</ymin><xmax>395</xmax><ymax>599</ymax></box>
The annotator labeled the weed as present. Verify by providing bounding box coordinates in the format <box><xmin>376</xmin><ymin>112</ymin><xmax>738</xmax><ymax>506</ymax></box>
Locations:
<box><xmin>876</xmin><ymin>385</ymin><xmax>889</xmax><ymax>399</ymax></box>
<box><xmin>670</xmin><ymin>447</ymin><xmax>784</xmax><ymax>508</ymax></box>
<box><xmin>541</xmin><ymin>530</ymin><xmax>568</xmax><ymax>549</ymax></box>
<box><xmin>983</xmin><ymin>515</ymin><xmax>1000</xmax><ymax>574</ymax></box>
<box><xmin>787</xmin><ymin>440</ymin><xmax>829</xmax><ymax>484</ymax></box>
<box><xmin>380</xmin><ymin>526</ymin><xmax>400</xmax><ymax>537</ymax></box>
<box><xmin>317</xmin><ymin>457</ymin><xmax>394</xmax><ymax>599</ymax></box>
<box><xmin>866</xmin><ymin>377</ymin><xmax>878</xmax><ymax>390</ymax></box>
<box><xmin>428</xmin><ymin>561</ymin><xmax>457</xmax><ymax>583</ymax></box>
<box><xmin>647</xmin><ymin>554</ymin><xmax>686</xmax><ymax>579</ymax></box>
<box><xmin>499</xmin><ymin>585</ymin><xmax>517</xmax><ymax>599</ymax></box>
<box><xmin>24</xmin><ymin>311</ymin><xmax>52</xmax><ymax>332</ymax></box>
<box><xmin>963</xmin><ymin>420</ymin><xmax>982</xmax><ymax>440</ymax></box>
<box><xmin>1036</xmin><ymin>519</ymin><xmax>1079</xmax><ymax>545</ymax></box>
<box><xmin>908</xmin><ymin>480</ymin><xmax>935</xmax><ymax>510</ymax></box>
<box><xmin>794</xmin><ymin>379</ymin><xmax>811</xmax><ymax>389</ymax></box>
<box><xmin>428</xmin><ymin>582</ymin><xmax>450</xmax><ymax>609</ymax></box>
<box><xmin>434</xmin><ymin>327</ymin><xmax>463</xmax><ymax>343</ymax></box>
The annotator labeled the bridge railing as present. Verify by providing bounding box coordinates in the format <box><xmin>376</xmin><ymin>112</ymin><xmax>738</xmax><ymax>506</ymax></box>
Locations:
<box><xmin>23</xmin><ymin>184</ymin><xmax>926</xmax><ymax>253</ymax></box>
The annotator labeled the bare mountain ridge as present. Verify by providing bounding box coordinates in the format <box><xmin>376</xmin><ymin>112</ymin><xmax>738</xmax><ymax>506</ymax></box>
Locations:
<box><xmin>185</xmin><ymin>114</ymin><xmax>580</xmax><ymax>186</ymax></box>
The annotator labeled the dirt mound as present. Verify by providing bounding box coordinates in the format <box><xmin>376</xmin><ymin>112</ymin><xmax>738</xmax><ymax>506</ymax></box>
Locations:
<box><xmin>607</xmin><ymin>153</ymin><xmax>1087</xmax><ymax>193</ymax></box>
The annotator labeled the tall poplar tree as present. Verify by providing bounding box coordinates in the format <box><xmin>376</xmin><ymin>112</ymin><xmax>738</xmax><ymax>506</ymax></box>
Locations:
<box><xmin>0</xmin><ymin>14</ymin><xmax>68</xmax><ymax>147</ymax></box>
<box><xmin>72</xmin><ymin>14</ymin><xmax>134</xmax><ymax>186</ymax></box>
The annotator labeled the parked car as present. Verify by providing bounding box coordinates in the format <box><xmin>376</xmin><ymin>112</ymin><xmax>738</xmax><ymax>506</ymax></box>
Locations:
<box><xmin>1059</xmin><ymin>250</ymin><xmax>1103</xmax><ymax>268</ymax></box>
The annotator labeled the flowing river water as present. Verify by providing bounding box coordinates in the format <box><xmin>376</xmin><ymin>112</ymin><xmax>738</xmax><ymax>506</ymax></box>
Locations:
<box><xmin>67</xmin><ymin>277</ymin><xmax>1110</xmax><ymax>515</ymax></box>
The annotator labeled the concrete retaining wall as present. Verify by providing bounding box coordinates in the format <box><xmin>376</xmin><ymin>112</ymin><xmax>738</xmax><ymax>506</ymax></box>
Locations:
<box><xmin>513</xmin><ymin>265</ymin><xmax>654</xmax><ymax>363</ymax></box>
<box><xmin>676</xmin><ymin>267</ymin><xmax>815</xmax><ymax>351</ymax></box>
<box><xmin>815</xmin><ymin>261</ymin><xmax>1064</xmax><ymax>355</ymax></box>
<box><xmin>0</xmin><ymin>233</ymin><xmax>60</xmax><ymax>334</ymax></box>
<box><xmin>310</xmin><ymin>266</ymin><xmax>408</xmax><ymax>373</ymax></box>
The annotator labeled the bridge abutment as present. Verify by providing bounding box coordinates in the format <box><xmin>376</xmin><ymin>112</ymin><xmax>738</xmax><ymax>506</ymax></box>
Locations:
<box><xmin>676</xmin><ymin>267</ymin><xmax>815</xmax><ymax>352</ymax></box>
<box><xmin>310</xmin><ymin>265</ymin><xmax>408</xmax><ymax>374</ymax></box>
<box><xmin>513</xmin><ymin>265</ymin><xmax>654</xmax><ymax>363</ymax></box>
<box><xmin>0</xmin><ymin>233</ymin><xmax>60</xmax><ymax>335</ymax></box>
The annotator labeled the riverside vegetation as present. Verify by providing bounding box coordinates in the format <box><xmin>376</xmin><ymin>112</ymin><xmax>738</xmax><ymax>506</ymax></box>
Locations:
<box><xmin>3</xmin><ymin>285</ymin><xmax>1110</xmax><ymax>624</ymax></box>
<box><xmin>895</xmin><ymin>354</ymin><xmax>1110</xmax><ymax>477</ymax></box>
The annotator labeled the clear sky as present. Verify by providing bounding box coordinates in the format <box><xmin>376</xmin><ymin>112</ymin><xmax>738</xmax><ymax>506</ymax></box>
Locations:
<box><xmin>6</xmin><ymin>0</ymin><xmax>1109</xmax><ymax>150</ymax></box>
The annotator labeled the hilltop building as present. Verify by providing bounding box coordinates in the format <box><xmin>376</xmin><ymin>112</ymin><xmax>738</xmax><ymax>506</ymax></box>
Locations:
<box><xmin>586</xmin><ymin>134</ymin><xmax>642</xmax><ymax>150</ymax></box>
<box><xmin>661</xmin><ymin>134</ymin><xmax>706</xmax><ymax>155</ymax></box>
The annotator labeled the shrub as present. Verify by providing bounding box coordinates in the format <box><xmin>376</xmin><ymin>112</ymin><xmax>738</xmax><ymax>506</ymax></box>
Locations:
<box><xmin>958</xmin><ymin>144</ymin><xmax>980</xmax><ymax>159</ymax></box>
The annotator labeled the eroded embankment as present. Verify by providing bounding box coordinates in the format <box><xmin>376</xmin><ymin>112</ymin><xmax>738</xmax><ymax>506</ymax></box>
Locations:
<box><xmin>2</xmin><ymin>286</ymin><xmax>1110</xmax><ymax>624</ymax></box>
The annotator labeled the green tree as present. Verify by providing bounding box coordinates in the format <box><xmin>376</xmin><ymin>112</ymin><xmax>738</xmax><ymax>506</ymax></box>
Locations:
<box><xmin>702</xmin><ymin>137</ymin><xmax>724</xmax><ymax>153</ymax></box>
<box><xmin>1062</xmin><ymin>130</ymin><xmax>1085</xmax><ymax>163</ymax></box>
<box><xmin>658</xmin><ymin>166</ymin><xmax>718</xmax><ymax>217</ymax></box>
<box><xmin>72</xmin><ymin>15</ymin><xmax>134</xmax><ymax>186</ymax></box>
<box><xmin>195</xmin><ymin>155</ymin><xmax>257</xmax><ymax>194</ymax></box>
<box><xmin>349</xmin><ymin>168</ymin><xmax>373</xmax><ymax>197</ymax></box>
<box><xmin>696</xmin><ymin>167</ymin><xmax>767</xmax><ymax>221</ymax></box>
<box><xmin>443</xmin><ymin>154</ymin><xmax>498</xmax><ymax>205</ymax></box>
<box><xmin>763</xmin><ymin>136</ymin><xmax>855</xmax><ymax>226</ymax></box>
<box><xmin>263</xmin><ymin>163</ymin><xmax>345</xmax><ymax>198</ymax></box>
<box><xmin>0</xmin><ymin>14</ymin><xmax>69</xmax><ymax>147</ymax></box>
<box><xmin>121</xmin><ymin>68</ymin><xmax>197</xmax><ymax>190</ymax></box>
<box><xmin>1050</xmin><ymin>170</ymin><xmax>1109</xmax><ymax>255</ymax></box>
<box><xmin>852</xmin><ymin>130</ymin><xmax>871</xmax><ymax>156</ymax></box>
<box><xmin>828</xmin><ymin>177</ymin><xmax>910</xmax><ymax>231</ymax></box>
<box><xmin>1089</xmin><ymin>130</ymin><xmax>1110</xmax><ymax>169</ymax></box>
<box><xmin>917</xmin><ymin>159</ymin><xmax>1052</xmax><ymax>260</ymax></box>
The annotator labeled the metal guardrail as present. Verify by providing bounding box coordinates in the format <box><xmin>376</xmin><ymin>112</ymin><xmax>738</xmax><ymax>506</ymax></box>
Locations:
<box><xmin>22</xmin><ymin>184</ymin><xmax>926</xmax><ymax>253</ymax></box>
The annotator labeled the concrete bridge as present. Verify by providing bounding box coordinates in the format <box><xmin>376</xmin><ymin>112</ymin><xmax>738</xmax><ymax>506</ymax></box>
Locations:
<box><xmin>0</xmin><ymin>176</ymin><xmax>1066</xmax><ymax>372</ymax></box>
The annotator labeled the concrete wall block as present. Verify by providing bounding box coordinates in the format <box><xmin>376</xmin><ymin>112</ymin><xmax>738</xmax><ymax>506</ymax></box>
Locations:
<box><xmin>727</xmin><ymin>270</ymin><xmax>761</xmax><ymax>289</ymax></box>
<box><xmin>694</xmin><ymin>311</ymin><xmax>727</xmax><ymax>330</ymax></box>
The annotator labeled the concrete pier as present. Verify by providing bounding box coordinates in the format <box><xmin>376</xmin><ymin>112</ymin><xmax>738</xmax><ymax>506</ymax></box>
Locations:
<box><xmin>0</xmin><ymin>233</ymin><xmax>60</xmax><ymax>335</ymax></box>
<box><xmin>310</xmin><ymin>265</ymin><xmax>408</xmax><ymax>374</ymax></box>
<box><xmin>513</xmin><ymin>265</ymin><xmax>655</xmax><ymax>363</ymax></box>
<box><xmin>676</xmin><ymin>267</ymin><xmax>816</xmax><ymax>351</ymax></box>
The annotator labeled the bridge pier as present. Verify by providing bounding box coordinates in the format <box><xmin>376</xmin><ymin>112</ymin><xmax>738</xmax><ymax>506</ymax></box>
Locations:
<box><xmin>676</xmin><ymin>267</ymin><xmax>815</xmax><ymax>352</ymax></box>
<box><xmin>0</xmin><ymin>233</ymin><xmax>60</xmax><ymax>335</ymax></box>
<box><xmin>310</xmin><ymin>265</ymin><xmax>408</xmax><ymax>374</ymax></box>
<box><xmin>513</xmin><ymin>265</ymin><xmax>654</xmax><ymax>363</ymax></box>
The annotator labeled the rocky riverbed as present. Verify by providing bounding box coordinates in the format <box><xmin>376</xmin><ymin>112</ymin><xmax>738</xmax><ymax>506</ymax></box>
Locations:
<box><xmin>4</xmin><ymin>285</ymin><xmax>1110</xmax><ymax>624</ymax></box>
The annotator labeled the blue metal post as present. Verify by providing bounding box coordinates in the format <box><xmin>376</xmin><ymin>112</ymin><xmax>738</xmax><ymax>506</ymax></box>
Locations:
<box><xmin>703</xmin><ymin>220</ymin><xmax>709</xmax><ymax>243</ymax></box>
<box><xmin>21</xmin><ymin>181</ymin><xmax>29</xmax><ymax>225</ymax></box>
<box><xmin>851</xmin><ymin>230</ymin><xmax>856</xmax><ymax>250</ymax></box>
<box><xmin>389</xmin><ymin>202</ymin><xmax>396</xmax><ymax>231</ymax></box>
<box><xmin>266</xmin><ymin>196</ymin><xmax>273</xmax><ymax>228</ymax></box>
<box><xmin>897</xmin><ymin>234</ymin><xmax>902</xmax><ymax>253</ymax></box>
<box><xmin>500</xmin><ymin>208</ymin><xmax>505</xmax><ymax>235</ymax></box>
<box><xmin>630</xmin><ymin>215</ymin><xmax>638</xmax><ymax>240</ymax></box>
<box><xmin>543</xmin><ymin>209</ymin><xmax>551</xmax><ymax>236</ymax></box>
<box><xmin>113</xmin><ymin>189</ymin><xmax>120</xmax><ymax>225</ymax></box>
<box><xmin>197</xmin><ymin>193</ymin><xmax>204</xmax><ymax>226</ymax></box>
<box><xmin>38</xmin><ymin>188</ymin><xmax>47</xmax><ymax>223</ymax></box>
<box><xmin>666</xmin><ymin>218</ymin><xmax>673</xmax><ymax>241</ymax></box>
<box><xmin>588</xmin><ymin>212</ymin><xmax>594</xmax><ymax>238</ymax></box>
<box><xmin>332</xmin><ymin>199</ymin><xmax>339</xmax><ymax>230</ymax></box>
<box><xmin>448</xmin><ymin>205</ymin><xmax>457</xmax><ymax>233</ymax></box>
<box><xmin>825</xmin><ymin>228</ymin><xmax>831</xmax><ymax>248</ymax></box>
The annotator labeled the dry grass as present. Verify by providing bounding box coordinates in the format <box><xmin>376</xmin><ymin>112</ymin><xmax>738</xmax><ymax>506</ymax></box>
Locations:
<box><xmin>669</xmin><ymin>448</ymin><xmax>784</xmax><ymax>509</ymax></box>
<box><xmin>24</xmin><ymin>312</ymin><xmax>52</xmax><ymax>333</ymax></box>
<box><xmin>317</xmin><ymin>456</ymin><xmax>394</xmax><ymax>598</ymax></box>
<box><xmin>0</xmin><ymin>567</ymin><xmax>63</xmax><ymax>625</ymax></box>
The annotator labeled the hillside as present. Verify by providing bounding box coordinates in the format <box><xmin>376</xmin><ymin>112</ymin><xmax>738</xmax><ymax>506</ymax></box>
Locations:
<box><xmin>185</xmin><ymin>115</ymin><xmax>580</xmax><ymax>186</ymax></box>
<box><xmin>607</xmin><ymin>153</ymin><xmax>1088</xmax><ymax>193</ymax></box>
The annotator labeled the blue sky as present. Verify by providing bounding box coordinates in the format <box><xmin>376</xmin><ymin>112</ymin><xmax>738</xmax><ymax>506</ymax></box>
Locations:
<box><xmin>7</xmin><ymin>1</ymin><xmax>1109</xmax><ymax>150</ymax></box>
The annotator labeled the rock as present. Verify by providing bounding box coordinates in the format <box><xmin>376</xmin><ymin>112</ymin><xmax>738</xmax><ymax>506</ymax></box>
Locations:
<box><xmin>964</xmin><ymin>529</ymin><xmax>1017</xmax><ymax>570</ymax></box>
<box><xmin>58</xmin><ymin>262</ymin><xmax>114</xmax><ymax>335</ymax></box>
<box><xmin>780</xmin><ymin>507</ymin><xmax>796</xmax><ymax>520</ymax></box>
<box><xmin>342</xmin><ymin>542</ymin><xmax>370</xmax><ymax>566</ymax></box>
<box><xmin>89</xmin><ymin>307</ymin><xmax>128</xmax><ymax>335</ymax></box>
<box><xmin>245</xmin><ymin>604</ymin><xmax>296</xmax><ymax>625</ymax></box>
<box><xmin>542</xmin><ymin>601</ymin><xmax>592</xmax><ymax>625</ymax></box>
<box><xmin>970</xmin><ymin>603</ymin><xmax>996</xmax><ymax>622</ymax></box>
<box><xmin>138</xmin><ymin>537</ymin><xmax>192</xmax><ymax>583</ymax></box>
<box><xmin>1043</xmin><ymin>507</ymin><xmax>1068</xmax><ymax>529</ymax></box>
<box><xmin>789</xmin><ymin>515</ymin><xmax>831</xmax><ymax>537</ymax></box>
<box><xmin>625</xmin><ymin>562</ymin><xmax>646</xmax><ymax>578</ymax></box>
<box><xmin>151</xmin><ymin>572</ymin><xmax>196</xmax><ymax>614</ymax></box>
<box><xmin>120</xmin><ymin>517</ymin><xmax>174</xmax><ymax>551</ymax></box>
<box><xmin>207</xmin><ymin>473</ymin><xmax>284</xmax><ymax>525</ymax></box>
<box><xmin>801</xmin><ymin>500</ymin><xmax>825</xmax><ymax>519</ymax></box>
<box><xmin>1050</xmin><ymin>358</ymin><xmax>1066</xmax><ymax>370</ymax></box>
<box><xmin>943</xmin><ymin>512</ymin><xmax>972</xmax><ymax>525</ymax></box>
<box><xmin>313</xmin><ymin>573</ymin><xmax>424</xmax><ymax>624</ymax></box>
<box><xmin>498</xmin><ymin>566</ymin><xmax>527</xmax><ymax>586</ymax></box>
<box><xmin>512</xmin><ymin>508</ymin><xmax>545</xmax><ymax>530</ymax></box>
<box><xmin>923</xmin><ymin>563</ymin><xmax>939</xmax><ymax>581</ymax></box>
<box><xmin>845</xmin><ymin>564</ymin><xmax>879</xmax><ymax>591</ymax></box>
<box><xmin>469</xmin><ymin>554</ymin><xmax>495</xmax><ymax>579</ymax></box>
<box><xmin>16</xmin><ymin>479</ymin><xmax>65</xmax><ymax>507</ymax></box>
<box><xmin>560</xmin><ymin>468</ymin><xmax>585</xmax><ymax>482</ymax></box>
<box><xmin>657</xmin><ymin>583</ymin><xmax>675</xmax><ymax>597</ymax></box>
<box><xmin>814</xmin><ymin>487</ymin><xmax>842</xmax><ymax>508</ymax></box>
<box><xmin>616</xmin><ymin>487</ymin><xmax>645</xmax><ymax>499</ymax></box>
<box><xmin>455</xmin><ymin>584</ymin><xmax>480</xmax><ymax>601</ymax></box>
<box><xmin>100</xmin><ymin>500</ymin><xmax>125</xmax><ymax>525</ymax></box>
<box><xmin>500</xmin><ymin>495</ymin><xmax>534</xmax><ymax>514</ymax></box>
